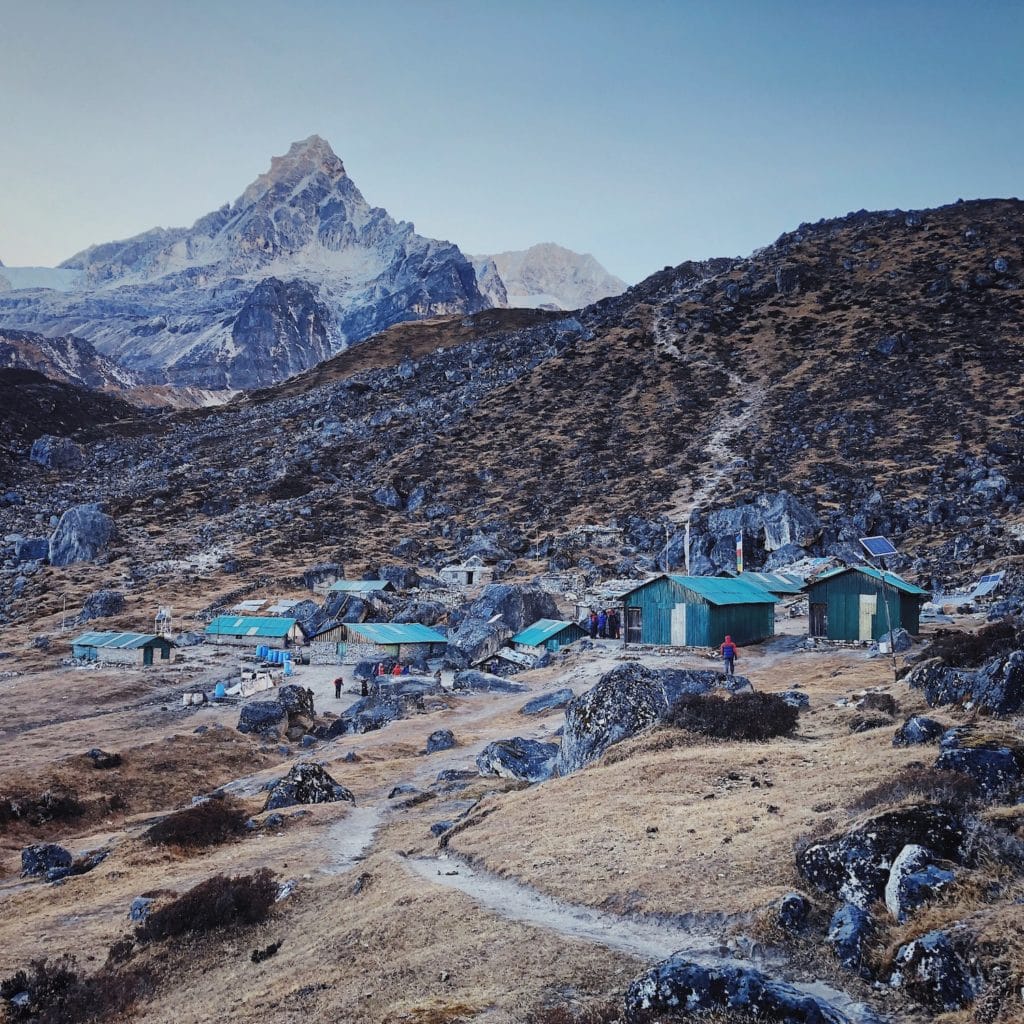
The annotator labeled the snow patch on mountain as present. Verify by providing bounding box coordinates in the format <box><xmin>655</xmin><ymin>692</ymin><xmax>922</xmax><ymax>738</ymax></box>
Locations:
<box><xmin>0</xmin><ymin>136</ymin><xmax>490</xmax><ymax>389</ymax></box>
<box><xmin>472</xmin><ymin>243</ymin><xmax>627</xmax><ymax>311</ymax></box>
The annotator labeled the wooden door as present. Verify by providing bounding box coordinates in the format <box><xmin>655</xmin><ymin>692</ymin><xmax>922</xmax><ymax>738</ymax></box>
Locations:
<box><xmin>858</xmin><ymin>593</ymin><xmax>877</xmax><ymax>641</ymax></box>
<box><xmin>625</xmin><ymin>607</ymin><xmax>642</xmax><ymax>645</ymax></box>
<box><xmin>809</xmin><ymin>603</ymin><xmax>828</xmax><ymax>637</ymax></box>
<box><xmin>670</xmin><ymin>603</ymin><xmax>687</xmax><ymax>646</ymax></box>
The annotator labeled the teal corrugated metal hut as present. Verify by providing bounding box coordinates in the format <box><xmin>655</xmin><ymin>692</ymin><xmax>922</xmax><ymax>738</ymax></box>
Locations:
<box><xmin>328</xmin><ymin>580</ymin><xmax>395</xmax><ymax>593</ymax></box>
<box><xmin>512</xmin><ymin>618</ymin><xmax>587</xmax><ymax>652</ymax></box>
<box><xmin>72</xmin><ymin>631</ymin><xmax>173</xmax><ymax>666</ymax></box>
<box><xmin>205</xmin><ymin>616</ymin><xmax>304</xmax><ymax>648</ymax></box>
<box><xmin>805</xmin><ymin>566</ymin><xmax>929</xmax><ymax>641</ymax></box>
<box><xmin>620</xmin><ymin>574</ymin><xmax>778</xmax><ymax>647</ymax></box>
<box><xmin>723</xmin><ymin>570</ymin><xmax>804</xmax><ymax>597</ymax></box>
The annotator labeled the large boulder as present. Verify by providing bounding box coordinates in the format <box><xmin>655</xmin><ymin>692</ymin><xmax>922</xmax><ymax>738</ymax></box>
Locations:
<box><xmin>376</xmin><ymin>565</ymin><xmax>421</xmax><ymax>590</ymax></box>
<box><xmin>303</xmin><ymin>562</ymin><xmax>343</xmax><ymax>590</ymax></box>
<box><xmin>391</xmin><ymin>600</ymin><xmax>447</xmax><ymax>626</ymax></box>
<box><xmin>935</xmin><ymin>745</ymin><xmax>1023</xmax><ymax>795</ymax></box>
<box><xmin>884</xmin><ymin>844</ymin><xmax>955</xmax><ymax>923</ymax></box>
<box><xmin>892</xmin><ymin>714</ymin><xmax>945</xmax><ymax>747</ymax></box>
<box><xmin>77</xmin><ymin>589</ymin><xmax>125</xmax><ymax>623</ymax></box>
<box><xmin>461</xmin><ymin>583</ymin><xmax>559</xmax><ymax>633</ymax></box>
<box><xmin>236</xmin><ymin>701</ymin><xmax>288</xmax><ymax>736</ymax></box>
<box><xmin>426</xmin><ymin>729</ymin><xmax>456</xmax><ymax>754</ymax></box>
<box><xmin>328</xmin><ymin>697</ymin><xmax>401</xmax><ymax>736</ymax></box>
<box><xmin>906</xmin><ymin>651</ymin><xmax>1024</xmax><ymax>715</ymax></box>
<box><xmin>476</xmin><ymin>738</ymin><xmax>559</xmax><ymax>783</ymax></box>
<box><xmin>520</xmin><ymin>688</ymin><xmax>575</xmax><ymax>716</ymax></box>
<box><xmin>623</xmin><ymin>958</ymin><xmax>848</xmax><ymax>1024</ymax></box>
<box><xmin>30</xmin><ymin>435</ymin><xmax>84</xmax><ymax>471</ymax></box>
<box><xmin>21</xmin><ymin>843</ymin><xmax>73</xmax><ymax>878</ymax></box>
<box><xmin>555</xmin><ymin>664</ymin><xmax>734</xmax><ymax>776</ymax></box>
<box><xmin>264</xmin><ymin>761</ymin><xmax>354</xmax><ymax>811</ymax></box>
<box><xmin>796</xmin><ymin>805</ymin><xmax>967</xmax><ymax>909</ymax></box>
<box><xmin>444</xmin><ymin>620</ymin><xmax>511</xmax><ymax>669</ymax></box>
<box><xmin>826</xmin><ymin>903</ymin><xmax>873</xmax><ymax>977</ymax></box>
<box><xmin>453</xmin><ymin>670</ymin><xmax>529</xmax><ymax>693</ymax></box>
<box><xmin>48</xmin><ymin>504</ymin><xmax>115</xmax><ymax>567</ymax></box>
<box><xmin>890</xmin><ymin>928</ymin><xmax>982</xmax><ymax>1012</ymax></box>
<box><xmin>13</xmin><ymin>537</ymin><xmax>48</xmax><ymax>563</ymax></box>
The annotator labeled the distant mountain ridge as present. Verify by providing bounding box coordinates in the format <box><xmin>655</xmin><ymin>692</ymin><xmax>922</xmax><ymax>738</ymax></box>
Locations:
<box><xmin>472</xmin><ymin>243</ymin><xmax>627</xmax><ymax>310</ymax></box>
<box><xmin>0</xmin><ymin>137</ymin><xmax>491</xmax><ymax>389</ymax></box>
<box><xmin>0</xmin><ymin>327</ymin><xmax>137</xmax><ymax>391</ymax></box>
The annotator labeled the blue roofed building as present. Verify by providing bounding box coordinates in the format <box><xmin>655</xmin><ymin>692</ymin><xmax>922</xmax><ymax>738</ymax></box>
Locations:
<box><xmin>310</xmin><ymin>620</ymin><xmax>447</xmax><ymax>665</ymax></box>
<box><xmin>619</xmin><ymin>574</ymin><xmax>778</xmax><ymax>647</ymax></box>
<box><xmin>805</xmin><ymin>565</ymin><xmax>929</xmax><ymax>641</ymax></box>
<box><xmin>511</xmin><ymin>618</ymin><xmax>587</xmax><ymax>654</ymax></box>
<box><xmin>204</xmin><ymin>615</ymin><xmax>305</xmax><ymax>649</ymax></box>
<box><xmin>72</xmin><ymin>631</ymin><xmax>174</xmax><ymax>667</ymax></box>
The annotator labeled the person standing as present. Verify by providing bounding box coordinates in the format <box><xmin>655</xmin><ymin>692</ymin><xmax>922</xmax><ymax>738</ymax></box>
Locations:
<box><xmin>608</xmin><ymin>608</ymin><xmax>620</xmax><ymax>640</ymax></box>
<box><xmin>597</xmin><ymin>609</ymin><xmax>608</xmax><ymax>639</ymax></box>
<box><xmin>719</xmin><ymin>635</ymin><xmax>739</xmax><ymax>677</ymax></box>
<box><xmin>334</xmin><ymin>676</ymin><xmax>344</xmax><ymax>699</ymax></box>
<box><xmin>588</xmin><ymin>610</ymin><xmax>599</xmax><ymax>639</ymax></box>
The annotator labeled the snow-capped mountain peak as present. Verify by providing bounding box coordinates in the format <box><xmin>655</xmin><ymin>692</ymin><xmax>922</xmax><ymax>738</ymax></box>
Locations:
<box><xmin>2</xmin><ymin>138</ymin><xmax>489</xmax><ymax>388</ymax></box>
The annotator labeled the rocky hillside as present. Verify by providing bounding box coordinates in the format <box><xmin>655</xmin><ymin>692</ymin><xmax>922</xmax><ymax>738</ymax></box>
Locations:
<box><xmin>0</xmin><ymin>137</ymin><xmax>491</xmax><ymax>389</ymax></box>
<box><xmin>472</xmin><ymin>243</ymin><xmax>627</xmax><ymax>310</ymax></box>
<box><xmin>1</xmin><ymin>200</ymin><xmax>1022</xmax><ymax>609</ymax></box>
<box><xmin>0</xmin><ymin>327</ymin><xmax>137</xmax><ymax>391</ymax></box>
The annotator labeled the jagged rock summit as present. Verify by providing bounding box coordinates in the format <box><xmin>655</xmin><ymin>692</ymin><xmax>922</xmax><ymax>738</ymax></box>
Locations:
<box><xmin>0</xmin><ymin>136</ymin><xmax>490</xmax><ymax>389</ymax></box>
<box><xmin>472</xmin><ymin>242</ymin><xmax>627</xmax><ymax>310</ymax></box>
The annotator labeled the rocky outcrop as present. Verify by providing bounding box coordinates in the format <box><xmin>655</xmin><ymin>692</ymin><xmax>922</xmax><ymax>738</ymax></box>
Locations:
<box><xmin>426</xmin><ymin>729</ymin><xmax>456</xmax><ymax>754</ymax></box>
<box><xmin>826</xmin><ymin>904</ymin><xmax>873</xmax><ymax>977</ymax></box>
<box><xmin>476</xmin><ymin>738</ymin><xmax>559</xmax><ymax>783</ymax></box>
<box><xmin>884</xmin><ymin>844</ymin><xmax>955</xmax><ymax>922</ymax></box>
<box><xmin>520</xmin><ymin>688</ymin><xmax>575</xmax><ymax>715</ymax></box>
<box><xmin>935</xmin><ymin>744</ymin><xmax>1023</xmax><ymax>795</ymax></box>
<box><xmin>47</xmin><ymin>504</ymin><xmax>115</xmax><ymax>566</ymax></box>
<box><xmin>236</xmin><ymin>701</ymin><xmax>288</xmax><ymax>737</ymax></box>
<box><xmin>906</xmin><ymin>651</ymin><xmax>1024</xmax><ymax>715</ymax></box>
<box><xmin>623</xmin><ymin>958</ymin><xmax>849</xmax><ymax>1024</ymax></box>
<box><xmin>796</xmin><ymin>805</ymin><xmax>967</xmax><ymax>908</ymax></box>
<box><xmin>77</xmin><ymin>589</ymin><xmax>125</xmax><ymax>622</ymax></box>
<box><xmin>30</xmin><ymin>435</ymin><xmax>84</xmax><ymax>471</ymax></box>
<box><xmin>892</xmin><ymin>714</ymin><xmax>945</xmax><ymax>746</ymax></box>
<box><xmin>452</xmin><ymin>670</ymin><xmax>529</xmax><ymax>693</ymax></box>
<box><xmin>21</xmin><ymin>843</ymin><xmax>73</xmax><ymax>878</ymax></box>
<box><xmin>890</xmin><ymin>927</ymin><xmax>982</xmax><ymax>1012</ymax></box>
<box><xmin>263</xmin><ymin>761</ymin><xmax>354</xmax><ymax>811</ymax></box>
<box><xmin>555</xmin><ymin>664</ymin><xmax>734</xmax><ymax>775</ymax></box>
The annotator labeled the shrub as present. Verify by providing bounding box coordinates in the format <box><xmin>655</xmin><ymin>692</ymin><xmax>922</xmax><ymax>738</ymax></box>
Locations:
<box><xmin>849</xmin><ymin>764</ymin><xmax>981</xmax><ymax>814</ymax></box>
<box><xmin>924</xmin><ymin>620</ymin><xmax>1022</xmax><ymax>668</ymax></box>
<box><xmin>0</xmin><ymin>956</ymin><xmax>152</xmax><ymax>1024</ymax></box>
<box><xmin>143</xmin><ymin>796</ymin><xmax>248</xmax><ymax>849</ymax></box>
<box><xmin>136</xmin><ymin>869</ymin><xmax>277</xmax><ymax>942</ymax></box>
<box><xmin>665</xmin><ymin>692</ymin><xmax>799</xmax><ymax>741</ymax></box>
<box><xmin>0</xmin><ymin>789</ymin><xmax>84</xmax><ymax>829</ymax></box>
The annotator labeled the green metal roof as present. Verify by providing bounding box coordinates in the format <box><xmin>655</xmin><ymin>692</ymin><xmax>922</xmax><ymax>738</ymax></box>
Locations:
<box><xmin>810</xmin><ymin>565</ymin><xmax>930</xmax><ymax>597</ymax></box>
<box><xmin>328</xmin><ymin>580</ymin><xmax>394</xmax><ymax>592</ymax></box>
<box><xmin>73</xmin><ymin>631</ymin><xmax>164</xmax><ymax>649</ymax></box>
<box><xmin>727</xmin><ymin>571</ymin><xmax>804</xmax><ymax>596</ymax></box>
<box><xmin>512</xmin><ymin>619</ymin><xmax>579</xmax><ymax>646</ymax></box>
<box><xmin>345</xmin><ymin>622</ymin><xmax>446</xmax><ymax>644</ymax></box>
<box><xmin>205</xmin><ymin>615</ymin><xmax>299</xmax><ymax>638</ymax></box>
<box><xmin>667</xmin><ymin>574</ymin><xmax>779</xmax><ymax>605</ymax></box>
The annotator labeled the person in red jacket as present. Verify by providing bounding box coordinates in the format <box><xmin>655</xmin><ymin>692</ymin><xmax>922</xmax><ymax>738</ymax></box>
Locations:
<box><xmin>719</xmin><ymin>635</ymin><xmax>739</xmax><ymax>676</ymax></box>
<box><xmin>391</xmin><ymin>663</ymin><xmax>403</xmax><ymax>676</ymax></box>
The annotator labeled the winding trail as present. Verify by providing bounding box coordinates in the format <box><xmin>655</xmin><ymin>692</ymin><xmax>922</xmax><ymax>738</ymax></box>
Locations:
<box><xmin>405</xmin><ymin>850</ymin><xmax>885</xmax><ymax>1024</ymax></box>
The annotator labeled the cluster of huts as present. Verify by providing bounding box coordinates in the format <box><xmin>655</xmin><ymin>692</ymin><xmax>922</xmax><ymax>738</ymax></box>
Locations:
<box><xmin>70</xmin><ymin>561</ymin><xmax>931</xmax><ymax>671</ymax></box>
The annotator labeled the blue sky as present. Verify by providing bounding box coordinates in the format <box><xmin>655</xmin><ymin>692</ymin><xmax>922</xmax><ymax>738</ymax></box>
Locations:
<box><xmin>1</xmin><ymin>0</ymin><xmax>1021</xmax><ymax>282</ymax></box>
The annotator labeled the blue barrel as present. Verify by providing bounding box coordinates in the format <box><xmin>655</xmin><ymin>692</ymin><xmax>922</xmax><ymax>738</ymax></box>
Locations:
<box><xmin>257</xmin><ymin>645</ymin><xmax>269</xmax><ymax>660</ymax></box>
<box><xmin>284</xmin><ymin>661</ymin><xmax>293</xmax><ymax>676</ymax></box>
<box><xmin>272</xmin><ymin>649</ymin><xmax>282</xmax><ymax>664</ymax></box>
<box><xmin>214</xmin><ymin>682</ymin><xmax>227</xmax><ymax>699</ymax></box>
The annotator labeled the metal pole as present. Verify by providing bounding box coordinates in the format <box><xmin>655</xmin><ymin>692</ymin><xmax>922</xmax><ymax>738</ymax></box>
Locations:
<box><xmin>877</xmin><ymin>558</ymin><xmax>899</xmax><ymax>685</ymax></box>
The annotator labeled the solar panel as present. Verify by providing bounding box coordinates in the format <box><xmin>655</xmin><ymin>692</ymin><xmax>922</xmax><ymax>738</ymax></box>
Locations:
<box><xmin>972</xmin><ymin>571</ymin><xmax>1005</xmax><ymax>597</ymax></box>
<box><xmin>859</xmin><ymin>536</ymin><xmax>898</xmax><ymax>558</ymax></box>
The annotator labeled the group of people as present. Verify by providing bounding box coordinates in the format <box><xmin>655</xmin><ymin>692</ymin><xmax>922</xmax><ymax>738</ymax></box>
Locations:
<box><xmin>587</xmin><ymin>608</ymin><xmax>621</xmax><ymax>640</ymax></box>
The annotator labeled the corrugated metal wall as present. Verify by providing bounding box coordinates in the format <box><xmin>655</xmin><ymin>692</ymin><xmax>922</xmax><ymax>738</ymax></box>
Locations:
<box><xmin>624</xmin><ymin>578</ymin><xmax>774</xmax><ymax>646</ymax></box>
<box><xmin>807</xmin><ymin>572</ymin><xmax>917</xmax><ymax>640</ymax></box>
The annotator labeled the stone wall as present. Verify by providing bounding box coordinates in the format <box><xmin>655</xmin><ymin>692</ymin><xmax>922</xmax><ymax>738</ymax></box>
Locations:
<box><xmin>309</xmin><ymin>641</ymin><xmax>341</xmax><ymax>666</ymax></box>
